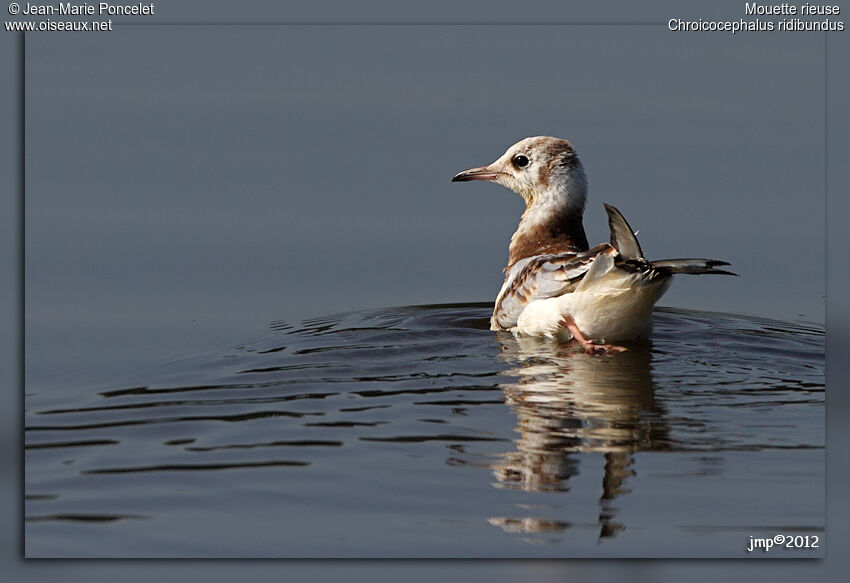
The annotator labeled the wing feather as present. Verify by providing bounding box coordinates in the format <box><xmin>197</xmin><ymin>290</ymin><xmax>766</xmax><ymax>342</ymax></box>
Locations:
<box><xmin>491</xmin><ymin>244</ymin><xmax>614</xmax><ymax>330</ymax></box>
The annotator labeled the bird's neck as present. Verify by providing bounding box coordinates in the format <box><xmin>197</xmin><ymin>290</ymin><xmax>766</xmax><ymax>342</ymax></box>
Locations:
<box><xmin>508</xmin><ymin>198</ymin><xmax>588</xmax><ymax>267</ymax></box>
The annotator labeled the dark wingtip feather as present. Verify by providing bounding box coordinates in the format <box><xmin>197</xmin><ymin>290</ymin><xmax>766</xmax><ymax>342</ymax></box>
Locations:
<box><xmin>603</xmin><ymin>202</ymin><xmax>644</xmax><ymax>260</ymax></box>
<box><xmin>692</xmin><ymin>269</ymin><xmax>738</xmax><ymax>276</ymax></box>
<box><xmin>650</xmin><ymin>258</ymin><xmax>736</xmax><ymax>276</ymax></box>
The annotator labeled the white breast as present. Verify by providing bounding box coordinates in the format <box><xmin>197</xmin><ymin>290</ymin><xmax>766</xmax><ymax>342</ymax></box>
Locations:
<box><xmin>563</xmin><ymin>271</ymin><xmax>671</xmax><ymax>342</ymax></box>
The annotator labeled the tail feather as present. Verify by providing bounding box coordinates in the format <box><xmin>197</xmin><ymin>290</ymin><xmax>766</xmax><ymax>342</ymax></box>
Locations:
<box><xmin>651</xmin><ymin>258</ymin><xmax>737</xmax><ymax>276</ymax></box>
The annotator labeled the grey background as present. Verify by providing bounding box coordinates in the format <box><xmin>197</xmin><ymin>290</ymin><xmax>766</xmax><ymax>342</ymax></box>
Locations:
<box><xmin>3</xmin><ymin>0</ymin><xmax>848</xmax><ymax>580</ymax></box>
<box><xmin>26</xmin><ymin>26</ymin><xmax>823</xmax><ymax>390</ymax></box>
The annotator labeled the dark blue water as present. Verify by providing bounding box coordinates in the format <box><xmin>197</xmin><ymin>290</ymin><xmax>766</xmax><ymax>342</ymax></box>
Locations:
<box><xmin>25</xmin><ymin>304</ymin><xmax>824</xmax><ymax>557</ymax></box>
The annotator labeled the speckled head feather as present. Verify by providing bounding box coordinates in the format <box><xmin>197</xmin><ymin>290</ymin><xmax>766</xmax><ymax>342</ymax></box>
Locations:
<box><xmin>452</xmin><ymin>136</ymin><xmax>590</xmax><ymax>266</ymax></box>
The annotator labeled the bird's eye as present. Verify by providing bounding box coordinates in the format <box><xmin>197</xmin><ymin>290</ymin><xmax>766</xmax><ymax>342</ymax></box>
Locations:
<box><xmin>512</xmin><ymin>154</ymin><xmax>530</xmax><ymax>169</ymax></box>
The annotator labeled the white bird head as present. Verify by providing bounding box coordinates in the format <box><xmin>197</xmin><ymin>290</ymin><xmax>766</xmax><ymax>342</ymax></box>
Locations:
<box><xmin>452</xmin><ymin>136</ymin><xmax>587</xmax><ymax>213</ymax></box>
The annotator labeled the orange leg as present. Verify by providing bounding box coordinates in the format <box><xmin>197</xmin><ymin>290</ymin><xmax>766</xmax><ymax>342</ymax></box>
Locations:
<box><xmin>562</xmin><ymin>315</ymin><xmax>628</xmax><ymax>355</ymax></box>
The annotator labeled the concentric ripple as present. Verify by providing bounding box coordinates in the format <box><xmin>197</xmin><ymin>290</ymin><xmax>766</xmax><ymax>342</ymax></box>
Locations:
<box><xmin>25</xmin><ymin>304</ymin><xmax>824</xmax><ymax>557</ymax></box>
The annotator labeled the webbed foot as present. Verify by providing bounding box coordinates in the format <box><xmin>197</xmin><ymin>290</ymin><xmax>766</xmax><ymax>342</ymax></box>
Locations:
<box><xmin>562</xmin><ymin>315</ymin><xmax>628</xmax><ymax>356</ymax></box>
<box><xmin>584</xmin><ymin>343</ymin><xmax>628</xmax><ymax>356</ymax></box>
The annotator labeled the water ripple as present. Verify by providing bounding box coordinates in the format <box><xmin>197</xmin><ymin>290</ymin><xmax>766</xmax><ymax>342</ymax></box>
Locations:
<box><xmin>25</xmin><ymin>304</ymin><xmax>824</xmax><ymax>553</ymax></box>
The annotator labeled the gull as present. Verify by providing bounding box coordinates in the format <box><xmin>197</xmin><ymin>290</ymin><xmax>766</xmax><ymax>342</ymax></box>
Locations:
<box><xmin>452</xmin><ymin>136</ymin><xmax>734</xmax><ymax>354</ymax></box>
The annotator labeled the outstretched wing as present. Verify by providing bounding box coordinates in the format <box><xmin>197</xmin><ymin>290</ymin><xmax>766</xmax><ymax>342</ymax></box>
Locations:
<box><xmin>491</xmin><ymin>243</ymin><xmax>615</xmax><ymax>330</ymax></box>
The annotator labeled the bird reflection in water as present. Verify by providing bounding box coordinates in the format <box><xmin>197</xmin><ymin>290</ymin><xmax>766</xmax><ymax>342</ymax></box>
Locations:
<box><xmin>487</xmin><ymin>335</ymin><xmax>670</xmax><ymax>542</ymax></box>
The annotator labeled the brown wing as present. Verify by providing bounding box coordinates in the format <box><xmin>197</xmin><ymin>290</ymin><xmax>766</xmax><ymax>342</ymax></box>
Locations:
<box><xmin>491</xmin><ymin>244</ymin><xmax>615</xmax><ymax>331</ymax></box>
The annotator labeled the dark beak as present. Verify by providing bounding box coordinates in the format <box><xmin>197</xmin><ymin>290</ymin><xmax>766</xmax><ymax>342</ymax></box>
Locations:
<box><xmin>451</xmin><ymin>166</ymin><xmax>502</xmax><ymax>182</ymax></box>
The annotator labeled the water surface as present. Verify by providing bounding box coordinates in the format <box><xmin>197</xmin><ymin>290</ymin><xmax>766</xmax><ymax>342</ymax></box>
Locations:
<box><xmin>25</xmin><ymin>304</ymin><xmax>824</xmax><ymax>557</ymax></box>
